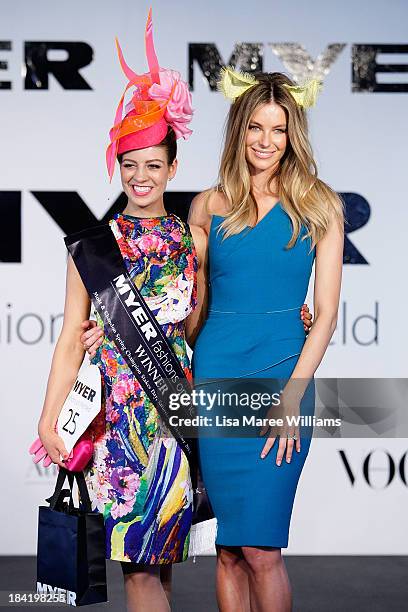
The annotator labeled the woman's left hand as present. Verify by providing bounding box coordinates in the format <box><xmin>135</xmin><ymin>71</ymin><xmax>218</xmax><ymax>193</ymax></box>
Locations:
<box><xmin>259</xmin><ymin>389</ymin><xmax>301</xmax><ymax>464</ymax></box>
<box><xmin>301</xmin><ymin>303</ymin><xmax>313</xmax><ymax>333</ymax></box>
<box><xmin>80</xmin><ymin>320</ymin><xmax>103</xmax><ymax>357</ymax></box>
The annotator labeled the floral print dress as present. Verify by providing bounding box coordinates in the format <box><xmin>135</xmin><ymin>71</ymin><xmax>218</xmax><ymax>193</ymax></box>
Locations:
<box><xmin>86</xmin><ymin>212</ymin><xmax>197</xmax><ymax>565</ymax></box>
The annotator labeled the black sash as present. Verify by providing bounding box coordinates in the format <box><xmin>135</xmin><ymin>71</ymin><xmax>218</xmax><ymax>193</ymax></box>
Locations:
<box><xmin>64</xmin><ymin>223</ymin><xmax>197</xmax><ymax>474</ymax></box>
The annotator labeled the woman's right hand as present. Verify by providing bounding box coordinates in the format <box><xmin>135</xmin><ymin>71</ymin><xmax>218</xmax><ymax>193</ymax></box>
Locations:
<box><xmin>80</xmin><ymin>320</ymin><xmax>103</xmax><ymax>358</ymax></box>
<box><xmin>38</xmin><ymin>425</ymin><xmax>70</xmax><ymax>469</ymax></box>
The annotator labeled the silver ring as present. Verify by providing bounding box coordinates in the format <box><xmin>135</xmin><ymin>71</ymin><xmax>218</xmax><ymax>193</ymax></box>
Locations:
<box><xmin>287</xmin><ymin>433</ymin><xmax>297</xmax><ymax>440</ymax></box>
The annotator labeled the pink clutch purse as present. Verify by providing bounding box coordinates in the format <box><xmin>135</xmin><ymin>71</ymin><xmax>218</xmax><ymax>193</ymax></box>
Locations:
<box><xmin>29</xmin><ymin>430</ymin><xmax>94</xmax><ymax>472</ymax></box>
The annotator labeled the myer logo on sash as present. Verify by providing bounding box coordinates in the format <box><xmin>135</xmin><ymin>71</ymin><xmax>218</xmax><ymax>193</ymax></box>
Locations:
<box><xmin>65</xmin><ymin>223</ymin><xmax>196</xmax><ymax>467</ymax></box>
<box><xmin>112</xmin><ymin>273</ymin><xmax>184</xmax><ymax>389</ymax></box>
<box><xmin>113</xmin><ymin>274</ymin><xmax>157</xmax><ymax>339</ymax></box>
<box><xmin>57</xmin><ymin>359</ymin><xmax>101</xmax><ymax>453</ymax></box>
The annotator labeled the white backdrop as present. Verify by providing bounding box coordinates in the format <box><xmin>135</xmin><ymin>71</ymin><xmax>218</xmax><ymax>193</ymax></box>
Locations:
<box><xmin>1</xmin><ymin>0</ymin><xmax>407</xmax><ymax>555</ymax></box>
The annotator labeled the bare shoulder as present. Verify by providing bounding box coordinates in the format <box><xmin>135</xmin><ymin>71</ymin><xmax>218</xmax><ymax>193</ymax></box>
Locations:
<box><xmin>188</xmin><ymin>188</ymin><xmax>229</xmax><ymax>231</ymax></box>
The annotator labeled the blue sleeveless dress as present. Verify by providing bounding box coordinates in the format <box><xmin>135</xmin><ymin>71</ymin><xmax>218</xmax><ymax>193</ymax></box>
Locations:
<box><xmin>192</xmin><ymin>202</ymin><xmax>315</xmax><ymax>548</ymax></box>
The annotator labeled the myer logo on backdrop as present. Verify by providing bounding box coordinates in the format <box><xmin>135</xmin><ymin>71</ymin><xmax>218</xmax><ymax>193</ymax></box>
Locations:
<box><xmin>0</xmin><ymin>190</ymin><xmax>370</xmax><ymax>264</ymax></box>
<box><xmin>189</xmin><ymin>43</ymin><xmax>408</xmax><ymax>93</ymax></box>
<box><xmin>0</xmin><ymin>191</ymin><xmax>377</xmax><ymax>346</ymax></box>
<box><xmin>0</xmin><ymin>38</ymin><xmax>387</xmax><ymax>344</ymax></box>
<box><xmin>0</xmin><ymin>41</ymin><xmax>407</xmax><ymax>92</ymax></box>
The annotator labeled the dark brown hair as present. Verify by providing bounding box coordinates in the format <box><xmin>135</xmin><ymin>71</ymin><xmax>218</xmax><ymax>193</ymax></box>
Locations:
<box><xmin>117</xmin><ymin>126</ymin><xmax>177</xmax><ymax>166</ymax></box>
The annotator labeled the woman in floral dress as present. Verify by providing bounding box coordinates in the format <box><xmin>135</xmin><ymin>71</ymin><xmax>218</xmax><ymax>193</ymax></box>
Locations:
<box><xmin>36</xmin><ymin>11</ymin><xmax>207</xmax><ymax>611</ymax></box>
<box><xmin>86</xmin><ymin>209</ymin><xmax>199</xmax><ymax>566</ymax></box>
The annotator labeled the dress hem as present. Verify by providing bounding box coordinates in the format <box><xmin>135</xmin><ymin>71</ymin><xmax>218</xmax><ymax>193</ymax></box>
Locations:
<box><xmin>110</xmin><ymin>554</ymin><xmax>189</xmax><ymax>566</ymax></box>
<box><xmin>215</xmin><ymin>538</ymin><xmax>289</xmax><ymax>549</ymax></box>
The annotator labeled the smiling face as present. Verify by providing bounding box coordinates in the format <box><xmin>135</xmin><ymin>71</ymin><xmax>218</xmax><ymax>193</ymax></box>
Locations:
<box><xmin>245</xmin><ymin>101</ymin><xmax>288</xmax><ymax>174</ymax></box>
<box><xmin>119</xmin><ymin>146</ymin><xmax>177</xmax><ymax>213</ymax></box>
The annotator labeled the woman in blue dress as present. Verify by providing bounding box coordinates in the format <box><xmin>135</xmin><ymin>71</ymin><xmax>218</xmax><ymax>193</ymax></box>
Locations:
<box><xmin>187</xmin><ymin>70</ymin><xmax>344</xmax><ymax>611</ymax></box>
<box><xmin>82</xmin><ymin>69</ymin><xmax>342</xmax><ymax>611</ymax></box>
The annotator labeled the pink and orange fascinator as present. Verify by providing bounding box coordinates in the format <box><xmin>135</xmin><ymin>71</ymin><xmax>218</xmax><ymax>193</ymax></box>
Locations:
<box><xmin>106</xmin><ymin>8</ymin><xmax>193</xmax><ymax>180</ymax></box>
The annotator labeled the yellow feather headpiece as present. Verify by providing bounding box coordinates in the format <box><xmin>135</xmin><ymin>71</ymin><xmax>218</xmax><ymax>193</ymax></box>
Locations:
<box><xmin>217</xmin><ymin>66</ymin><xmax>259</xmax><ymax>100</ymax></box>
<box><xmin>217</xmin><ymin>67</ymin><xmax>322</xmax><ymax>109</ymax></box>
<box><xmin>282</xmin><ymin>78</ymin><xmax>322</xmax><ymax>109</ymax></box>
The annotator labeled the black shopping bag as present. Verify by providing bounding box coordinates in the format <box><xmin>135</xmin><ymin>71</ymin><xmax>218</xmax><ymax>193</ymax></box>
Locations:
<box><xmin>36</xmin><ymin>468</ymin><xmax>107</xmax><ymax>606</ymax></box>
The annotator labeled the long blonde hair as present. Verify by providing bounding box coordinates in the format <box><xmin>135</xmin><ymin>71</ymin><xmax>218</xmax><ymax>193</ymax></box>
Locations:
<box><xmin>215</xmin><ymin>72</ymin><xmax>344</xmax><ymax>248</ymax></box>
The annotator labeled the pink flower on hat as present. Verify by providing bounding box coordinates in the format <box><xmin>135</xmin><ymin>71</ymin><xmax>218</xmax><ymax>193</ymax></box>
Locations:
<box><xmin>149</xmin><ymin>69</ymin><xmax>193</xmax><ymax>139</ymax></box>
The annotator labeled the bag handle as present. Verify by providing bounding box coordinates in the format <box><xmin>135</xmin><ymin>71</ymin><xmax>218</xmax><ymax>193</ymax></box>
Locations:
<box><xmin>74</xmin><ymin>470</ymin><xmax>92</xmax><ymax>513</ymax></box>
<box><xmin>46</xmin><ymin>468</ymin><xmax>72</xmax><ymax>510</ymax></box>
<box><xmin>46</xmin><ymin>468</ymin><xmax>92</xmax><ymax>513</ymax></box>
